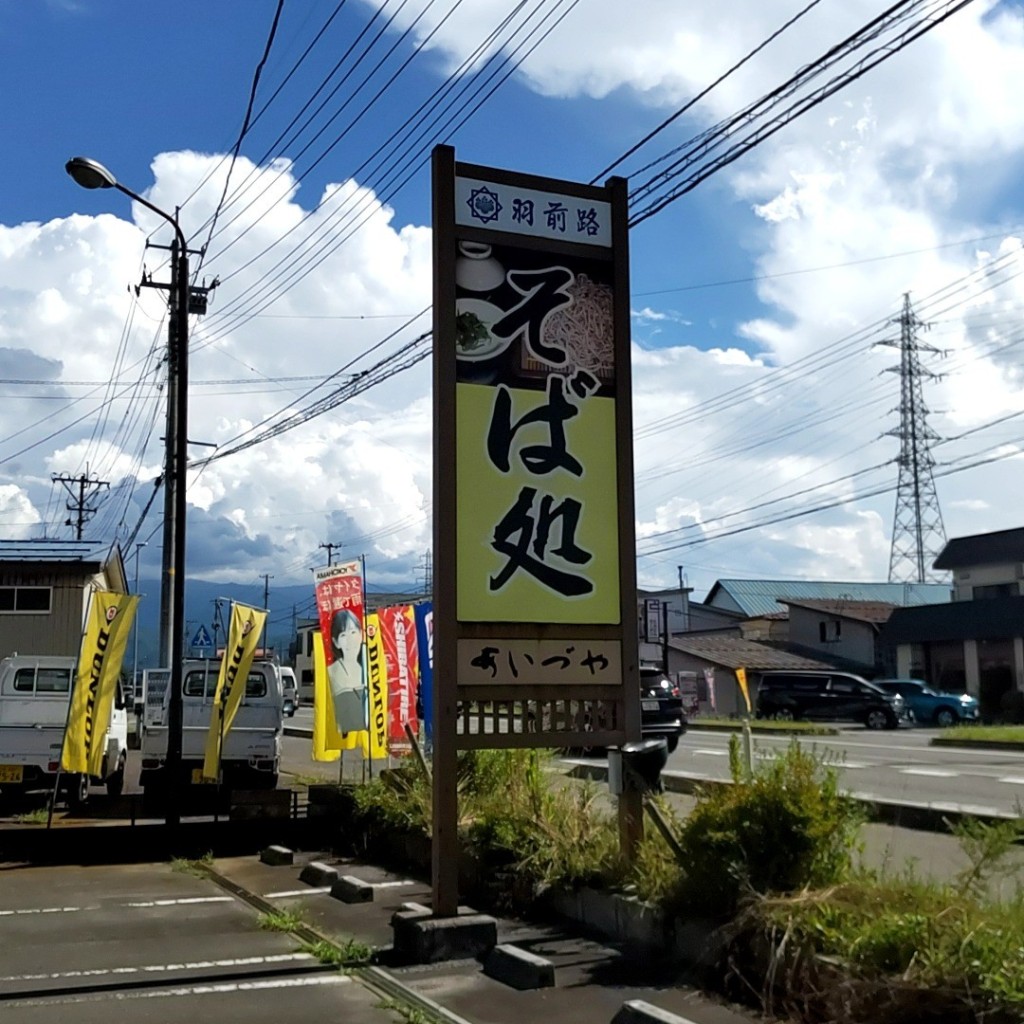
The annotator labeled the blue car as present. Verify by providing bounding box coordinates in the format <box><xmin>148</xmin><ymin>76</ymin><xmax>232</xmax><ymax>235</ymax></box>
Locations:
<box><xmin>874</xmin><ymin>679</ymin><xmax>980</xmax><ymax>727</ymax></box>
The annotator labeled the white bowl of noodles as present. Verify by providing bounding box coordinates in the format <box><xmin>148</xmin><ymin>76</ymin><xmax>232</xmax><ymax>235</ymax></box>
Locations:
<box><xmin>455</xmin><ymin>299</ymin><xmax>509</xmax><ymax>361</ymax></box>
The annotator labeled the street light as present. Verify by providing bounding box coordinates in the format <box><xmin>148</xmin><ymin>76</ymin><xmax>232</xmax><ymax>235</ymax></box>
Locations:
<box><xmin>66</xmin><ymin>155</ymin><xmax>189</xmax><ymax>831</ymax></box>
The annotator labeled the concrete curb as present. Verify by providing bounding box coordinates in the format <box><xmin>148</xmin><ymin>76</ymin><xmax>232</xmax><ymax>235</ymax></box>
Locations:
<box><xmin>567</xmin><ymin>763</ymin><xmax>1021</xmax><ymax>831</ymax></box>
<box><xmin>613</xmin><ymin>999</ymin><xmax>699</xmax><ymax>1024</ymax></box>
<box><xmin>483</xmin><ymin>944</ymin><xmax>555</xmax><ymax>990</ymax></box>
<box><xmin>929</xmin><ymin>738</ymin><xmax>1024</xmax><ymax>752</ymax></box>
<box><xmin>686</xmin><ymin>723</ymin><xmax>840</xmax><ymax>736</ymax></box>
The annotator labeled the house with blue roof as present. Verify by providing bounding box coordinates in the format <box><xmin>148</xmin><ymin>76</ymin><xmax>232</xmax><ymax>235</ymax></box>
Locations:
<box><xmin>0</xmin><ymin>540</ymin><xmax>127</xmax><ymax>659</ymax></box>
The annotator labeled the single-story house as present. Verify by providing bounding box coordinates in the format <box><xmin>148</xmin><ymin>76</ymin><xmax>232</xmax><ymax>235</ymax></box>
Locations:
<box><xmin>0</xmin><ymin>539</ymin><xmax>127</xmax><ymax>659</ymax></box>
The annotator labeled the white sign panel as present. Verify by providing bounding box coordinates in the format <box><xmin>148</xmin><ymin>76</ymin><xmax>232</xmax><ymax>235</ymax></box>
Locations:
<box><xmin>455</xmin><ymin>176</ymin><xmax>612</xmax><ymax>247</ymax></box>
<box><xmin>457</xmin><ymin>639</ymin><xmax>622</xmax><ymax>686</ymax></box>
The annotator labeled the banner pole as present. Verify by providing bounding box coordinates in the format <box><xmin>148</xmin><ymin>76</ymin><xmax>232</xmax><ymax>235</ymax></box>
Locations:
<box><xmin>49</xmin><ymin>587</ymin><xmax>95</xmax><ymax>829</ymax></box>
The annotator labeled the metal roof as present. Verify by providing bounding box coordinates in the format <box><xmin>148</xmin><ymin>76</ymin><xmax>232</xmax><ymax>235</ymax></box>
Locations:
<box><xmin>934</xmin><ymin>526</ymin><xmax>1024</xmax><ymax>570</ymax></box>
<box><xmin>704</xmin><ymin>579</ymin><xmax>952</xmax><ymax>618</ymax></box>
<box><xmin>0</xmin><ymin>539</ymin><xmax>110</xmax><ymax>564</ymax></box>
<box><xmin>779</xmin><ymin>599</ymin><xmax>897</xmax><ymax>625</ymax></box>
<box><xmin>668</xmin><ymin>633</ymin><xmax>836</xmax><ymax>671</ymax></box>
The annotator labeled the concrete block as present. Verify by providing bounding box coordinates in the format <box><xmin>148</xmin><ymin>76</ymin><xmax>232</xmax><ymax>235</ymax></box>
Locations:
<box><xmin>612</xmin><ymin>999</ymin><xmax>698</xmax><ymax>1024</ymax></box>
<box><xmin>483</xmin><ymin>944</ymin><xmax>555</xmax><ymax>990</ymax></box>
<box><xmin>232</xmin><ymin>789</ymin><xmax>291</xmax><ymax>820</ymax></box>
<box><xmin>392</xmin><ymin>906</ymin><xmax>497</xmax><ymax>964</ymax></box>
<box><xmin>331</xmin><ymin>874</ymin><xmax>374</xmax><ymax>903</ymax></box>
<box><xmin>259</xmin><ymin>845</ymin><xmax>294</xmax><ymax>866</ymax></box>
<box><xmin>299</xmin><ymin>861</ymin><xmax>339</xmax><ymax>887</ymax></box>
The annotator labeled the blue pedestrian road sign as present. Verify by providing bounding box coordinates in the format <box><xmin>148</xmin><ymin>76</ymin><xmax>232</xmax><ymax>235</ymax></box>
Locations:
<box><xmin>191</xmin><ymin>624</ymin><xmax>214</xmax><ymax>652</ymax></box>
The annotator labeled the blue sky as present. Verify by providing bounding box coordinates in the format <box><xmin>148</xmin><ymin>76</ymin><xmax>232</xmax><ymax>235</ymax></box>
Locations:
<box><xmin>1</xmin><ymin>0</ymin><xmax>1023</xmax><ymax>603</ymax></box>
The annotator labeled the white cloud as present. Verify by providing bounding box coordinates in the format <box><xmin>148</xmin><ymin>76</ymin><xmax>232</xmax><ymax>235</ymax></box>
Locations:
<box><xmin>3</xmin><ymin>0</ymin><xmax>1024</xmax><ymax>604</ymax></box>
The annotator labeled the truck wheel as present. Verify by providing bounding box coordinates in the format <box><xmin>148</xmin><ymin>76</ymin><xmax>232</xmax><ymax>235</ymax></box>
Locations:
<box><xmin>106</xmin><ymin>755</ymin><xmax>126</xmax><ymax>798</ymax></box>
<box><xmin>67</xmin><ymin>773</ymin><xmax>89</xmax><ymax>811</ymax></box>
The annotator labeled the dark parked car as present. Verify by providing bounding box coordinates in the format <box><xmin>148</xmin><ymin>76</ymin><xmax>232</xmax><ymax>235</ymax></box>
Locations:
<box><xmin>639</xmin><ymin>665</ymin><xmax>687</xmax><ymax>753</ymax></box>
<box><xmin>874</xmin><ymin>679</ymin><xmax>980</xmax><ymax>727</ymax></box>
<box><xmin>755</xmin><ymin>671</ymin><xmax>905</xmax><ymax>729</ymax></box>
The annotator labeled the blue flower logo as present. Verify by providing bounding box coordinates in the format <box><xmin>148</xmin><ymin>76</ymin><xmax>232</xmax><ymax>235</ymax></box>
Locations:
<box><xmin>466</xmin><ymin>187</ymin><xmax>502</xmax><ymax>224</ymax></box>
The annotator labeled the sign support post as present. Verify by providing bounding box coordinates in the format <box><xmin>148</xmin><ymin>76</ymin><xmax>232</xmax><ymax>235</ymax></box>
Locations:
<box><xmin>429</xmin><ymin>144</ymin><xmax>638</xmax><ymax>925</ymax></box>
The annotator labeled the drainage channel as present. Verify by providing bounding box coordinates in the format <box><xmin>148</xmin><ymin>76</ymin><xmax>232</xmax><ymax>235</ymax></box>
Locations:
<box><xmin>204</xmin><ymin>867</ymin><xmax>476</xmax><ymax>1024</ymax></box>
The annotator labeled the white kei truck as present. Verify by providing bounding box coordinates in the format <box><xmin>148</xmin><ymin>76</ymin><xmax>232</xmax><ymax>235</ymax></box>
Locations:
<box><xmin>139</xmin><ymin>659</ymin><xmax>283</xmax><ymax>795</ymax></box>
<box><xmin>0</xmin><ymin>655</ymin><xmax>129</xmax><ymax>807</ymax></box>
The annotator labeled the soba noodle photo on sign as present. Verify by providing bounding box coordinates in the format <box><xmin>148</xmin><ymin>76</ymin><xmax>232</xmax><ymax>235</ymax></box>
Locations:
<box><xmin>541</xmin><ymin>274</ymin><xmax>615</xmax><ymax>378</ymax></box>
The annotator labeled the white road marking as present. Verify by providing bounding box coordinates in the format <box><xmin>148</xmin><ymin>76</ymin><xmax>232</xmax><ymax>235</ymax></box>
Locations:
<box><xmin>691</xmin><ymin>748</ymin><xmax>728</xmax><ymax>757</ymax></box>
<box><xmin>263</xmin><ymin>887</ymin><xmax>332</xmax><ymax>898</ymax></box>
<box><xmin>372</xmin><ymin>880</ymin><xmax>415</xmax><ymax>889</ymax></box>
<box><xmin>123</xmin><ymin>896</ymin><xmax>234</xmax><ymax>908</ymax></box>
<box><xmin>7</xmin><ymin>973</ymin><xmax>348</xmax><ymax>1007</ymax></box>
<box><xmin>899</xmin><ymin>768</ymin><xmax>958</xmax><ymax>778</ymax></box>
<box><xmin>997</xmin><ymin>776</ymin><xmax>1024</xmax><ymax>786</ymax></box>
<box><xmin>0</xmin><ymin>953</ymin><xmax>313</xmax><ymax>984</ymax></box>
<box><xmin>0</xmin><ymin>906</ymin><xmax>88</xmax><ymax>917</ymax></box>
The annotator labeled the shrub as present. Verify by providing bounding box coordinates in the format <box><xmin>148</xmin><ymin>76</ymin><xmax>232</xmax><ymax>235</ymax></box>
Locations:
<box><xmin>673</xmin><ymin>739</ymin><xmax>863</xmax><ymax>916</ymax></box>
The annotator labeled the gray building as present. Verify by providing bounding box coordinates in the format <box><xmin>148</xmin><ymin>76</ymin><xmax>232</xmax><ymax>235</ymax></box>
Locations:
<box><xmin>0</xmin><ymin>540</ymin><xmax>128</xmax><ymax>659</ymax></box>
<box><xmin>881</xmin><ymin>526</ymin><xmax>1024</xmax><ymax>719</ymax></box>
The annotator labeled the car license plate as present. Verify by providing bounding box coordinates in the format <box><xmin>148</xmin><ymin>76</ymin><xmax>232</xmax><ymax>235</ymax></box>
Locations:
<box><xmin>191</xmin><ymin>768</ymin><xmax>219</xmax><ymax>785</ymax></box>
<box><xmin>0</xmin><ymin>764</ymin><xmax>24</xmax><ymax>783</ymax></box>
<box><xmin>641</xmin><ymin>700</ymin><xmax>660</xmax><ymax>711</ymax></box>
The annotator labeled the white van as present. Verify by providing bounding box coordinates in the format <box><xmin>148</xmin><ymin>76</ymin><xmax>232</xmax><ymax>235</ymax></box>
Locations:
<box><xmin>0</xmin><ymin>655</ymin><xmax>128</xmax><ymax>807</ymax></box>
<box><xmin>280</xmin><ymin>666</ymin><xmax>298</xmax><ymax>717</ymax></box>
<box><xmin>139</xmin><ymin>659</ymin><xmax>282</xmax><ymax>794</ymax></box>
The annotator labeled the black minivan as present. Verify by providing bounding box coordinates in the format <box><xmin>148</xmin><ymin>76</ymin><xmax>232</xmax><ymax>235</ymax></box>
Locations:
<box><xmin>755</xmin><ymin>671</ymin><xmax>905</xmax><ymax>729</ymax></box>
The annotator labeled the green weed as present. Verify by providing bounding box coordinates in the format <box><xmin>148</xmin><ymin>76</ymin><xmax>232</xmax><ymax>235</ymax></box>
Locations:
<box><xmin>257</xmin><ymin>907</ymin><xmax>306</xmax><ymax>933</ymax></box>
<box><xmin>301</xmin><ymin>937</ymin><xmax>375</xmax><ymax>966</ymax></box>
<box><xmin>170</xmin><ymin>851</ymin><xmax>214</xmax><ymax>877</ymax></box>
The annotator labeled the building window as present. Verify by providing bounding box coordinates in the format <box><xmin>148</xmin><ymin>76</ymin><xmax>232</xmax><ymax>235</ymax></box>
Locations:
<box><xmin>819</xmin><ymin>619</ymin><xmax>842</xmax><ymax>643</ymax></box>
<box><xmin>0</xmin><ymin>587</ymin><xmax>52</xmax><ymax>613</ymax></box>
<box><xmin>972</xmin><ymin>583</ymin><xmax>1018</xmax><ymax>600</ymax></box>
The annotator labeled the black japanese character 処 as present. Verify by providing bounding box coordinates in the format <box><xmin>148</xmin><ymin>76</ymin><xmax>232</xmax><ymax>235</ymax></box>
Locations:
<box><xmin>490</xmin><ymin>487</ymin><xmax>593</xmax><ymax>596</ymax></box>
<box><xmin>490</xmin><ymin>267</ymin><xmax>573</xmax><ymax>366</ymax></box>
<box><xmin>487</xmin><ymin>375</ymin><xmax>582</xmax><ymax>477</ymax></box>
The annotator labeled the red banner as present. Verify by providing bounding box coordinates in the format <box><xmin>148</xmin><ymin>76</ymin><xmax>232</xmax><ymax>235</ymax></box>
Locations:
<box><xmin>379</xmin><ymin>603</ymin><xmax>419</xmax><ymax>751</ymax></box>
<box><xmin>313</xmin><ymin>561</ymin><xmax>367</xmax><ymax>733</ymax></box>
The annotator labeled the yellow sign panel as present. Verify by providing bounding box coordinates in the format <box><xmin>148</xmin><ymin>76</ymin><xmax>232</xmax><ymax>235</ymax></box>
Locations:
<box><xmin>456</xmin><ymin>381</ymin><xmax>619</xmax><ymax>623</ymax></box>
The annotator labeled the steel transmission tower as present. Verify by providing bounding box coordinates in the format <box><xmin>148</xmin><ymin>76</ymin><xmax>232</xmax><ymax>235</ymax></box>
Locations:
<box><xmin>878</xmin><ymin>293</ymin><xmax>947</xmax><ymax>583</ymax></box>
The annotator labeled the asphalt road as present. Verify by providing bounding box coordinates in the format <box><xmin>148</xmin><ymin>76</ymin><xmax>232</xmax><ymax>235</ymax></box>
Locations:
<box><xmin>282</xmin><ymin>706</ymin><xmax>1024</xmax><ymax>817</ymax></box>
<box><xmin>666</xmin><ymin>726</ymin><xmax>1024</xmax><ymax>817</ymax></box>
<box><xmin>0</xmin><ymin>861</ymin><xmax>397</xmax><ymax>1024</ymax></box>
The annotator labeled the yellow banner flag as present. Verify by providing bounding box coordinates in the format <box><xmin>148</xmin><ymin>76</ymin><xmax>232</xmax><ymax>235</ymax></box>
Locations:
<box><xmin>735</xmin><ymin>667</ymin><xmax>752</xmax><ymax>715</ymax></box>
<box><xmin>313</xmin><ymin>631</ymin><xmax>342</xmax><ymax>760</ymax></box>
<box><xmin>202</xmin><ymin>602</ymin><xmax>267</xmax><ymax>780</ymax></box>
<box><xmin>361</xmin><ymin>612</ymin><xmax>388</xmax><ymax>760</ymax></box>
<box><xmin>62</xmin><ymin>591</ymin><xmax>139</xmax><ymax>776</ymax></box>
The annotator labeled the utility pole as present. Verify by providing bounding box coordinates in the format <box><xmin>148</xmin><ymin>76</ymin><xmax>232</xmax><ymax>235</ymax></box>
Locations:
<box><xmin>260</xmin><ymin>574</ymin><xmax>273</xmax><ymax>654</ymax></box>
<box><xmin>138</xmin><ymin>238</ymin><xmax>211</xmax><ymax>669</ymax></box>
<box><xmin>877</xmin><ymin>293</ymin><xmax>947</xmax><ymax>583</ymax></box>
<box><xmin>64</xmin><ymin>155</ymin><xmax>216</xmax><ymax>834</ymax></box>
<box><xmin>52</xmin><ymin>468</ymin><xmax>108</xmax><ymax>540</ymax></box>
<box><xmin>319</xmin><ymin>542</ymin><xmax>340</xmax><ymax>566</ymax></box>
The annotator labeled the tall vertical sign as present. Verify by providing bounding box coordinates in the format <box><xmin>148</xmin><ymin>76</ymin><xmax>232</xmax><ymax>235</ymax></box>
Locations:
<box><xmin>313</xmin><ymin>560</ymin><xmax>367</xmax><ymax>734</ymax></box>
<box><xmin>432</xmin><ymin>146</ymin><xmax>637</xmax><ymax>915</ymax></box>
